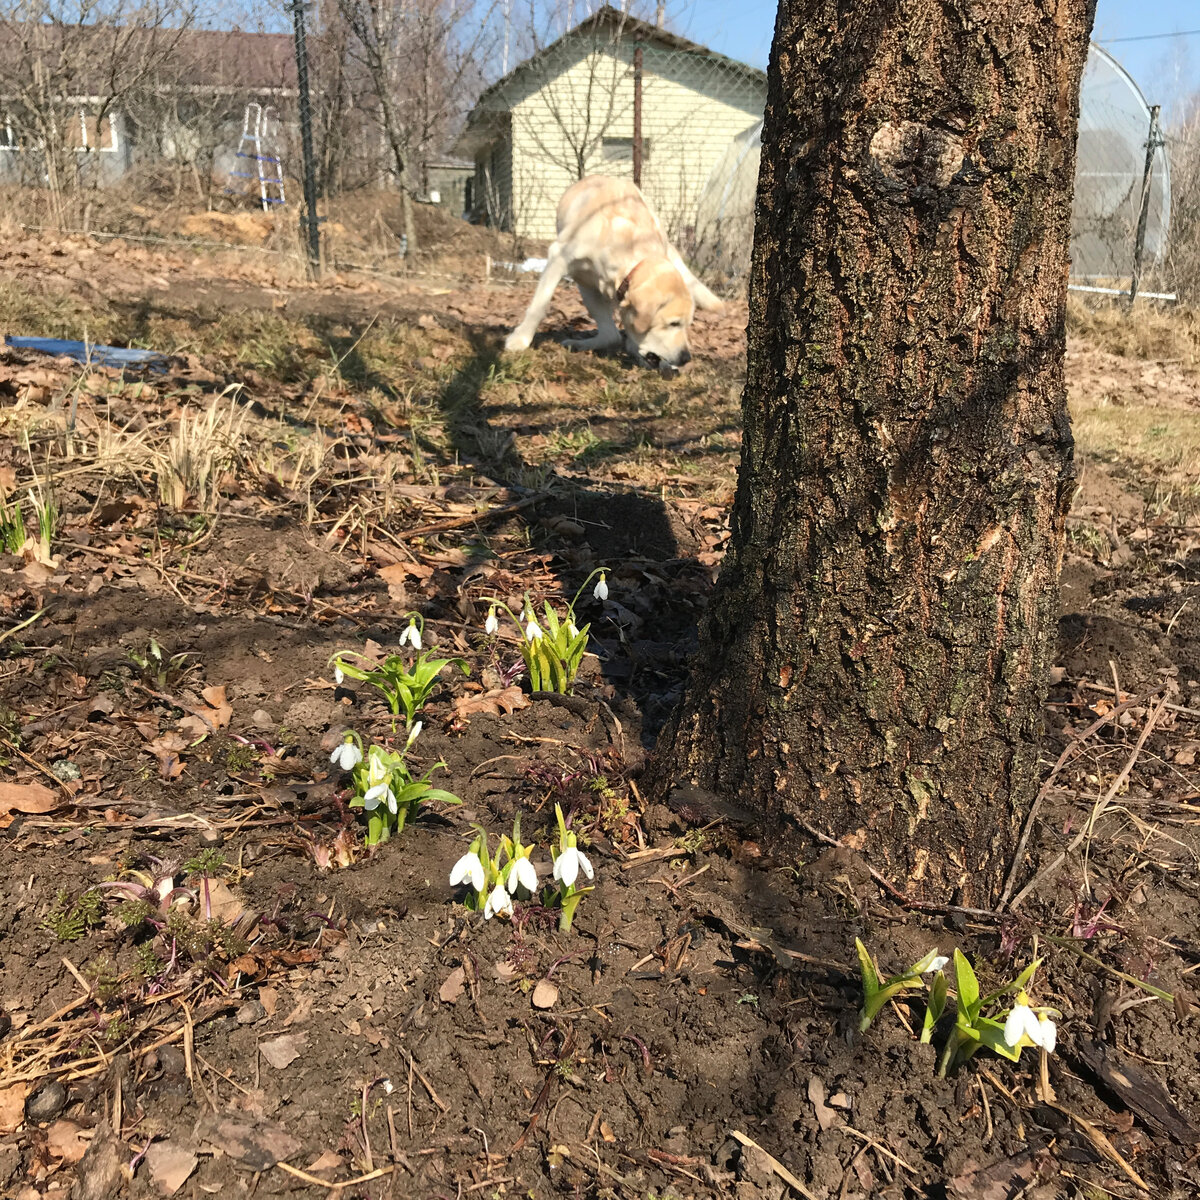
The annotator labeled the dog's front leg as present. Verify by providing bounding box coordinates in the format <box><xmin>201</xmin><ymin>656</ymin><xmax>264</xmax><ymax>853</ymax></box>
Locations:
<box><xmin>505</xmin><ymin>248</ymin><xmax>568</xmax><ymax>351</ymax></box>
<box><xmin>564</xmin><ymin>283</ymin><xmax>622</xmax><ymax>352</ymax></box>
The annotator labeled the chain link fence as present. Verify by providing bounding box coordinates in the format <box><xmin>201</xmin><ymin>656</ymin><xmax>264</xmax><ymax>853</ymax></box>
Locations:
<box><xmin>691</xmin><ymin>43</ymin><xmax>1176</xmax><ymax>300</ymax></box>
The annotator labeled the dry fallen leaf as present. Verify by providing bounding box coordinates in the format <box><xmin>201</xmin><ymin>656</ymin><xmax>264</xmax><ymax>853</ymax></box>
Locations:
<box><xmin>305</xmin><ymin>1150</ymin><xmax>343</xmax><ymax>1173</ymax></box>
<box><xmin>0</xmin><ymin>781</ymin><xmax>59</xmax><ymax>816</ymax></box>
<box><xmin>145</xmin><ymin>1141</ymin><xmax>198</xmax><ymax>1196</ymax></box>
<box><xmin>439</xmin><ymin>967</ymin><xmax>466</xmax><ymax>1004</ymax></box>
<box><xmin>454</xmin><ymin>687</ymin><xmax>531</xmax><ymax>719</ymax></box>
<box><xmin>808</xmin><ymin>1075</ymin><xmax>839</xmax><ymax>1131</ymax></box>
<box><xmin>259</xmin><ymin>1033</ymin><xmax>307</xmax><ymax>1070</ymax></box>
<box><xmin>0</xmin><ymin>1083</ymin><xmax>28</xmax><ymax>1133</ymax></box>
<box><xmin>532</xmin><ymin>980</ymin><xmax>559</xmax><ymax>1010</ymax></box>
<box><xmin>46</xmin><ymin>1119</ymin><xmax>89</xmax><ymax>1164</ymax></box>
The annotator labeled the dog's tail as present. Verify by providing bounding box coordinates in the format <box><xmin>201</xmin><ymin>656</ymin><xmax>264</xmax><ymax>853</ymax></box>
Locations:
<box><xmin>668</xmin><ymin>247</ymin><xmax>725</xmax><ymax>313</ymax></box>
<box><xmin>689</xmin><ymin>277</ymin><xmax>726</xmax><ymax>313</ymax></box>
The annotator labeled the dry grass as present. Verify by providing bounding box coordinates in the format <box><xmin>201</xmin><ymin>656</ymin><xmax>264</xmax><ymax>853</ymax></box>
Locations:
<box><xmin>1066</xmin><ymin>294</ymin><xmax>1200</xmax><ymax>364</ymax></box>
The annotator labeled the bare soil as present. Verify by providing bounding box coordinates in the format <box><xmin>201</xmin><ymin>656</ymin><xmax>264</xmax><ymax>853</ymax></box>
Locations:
<box><xmin>0</xmin><ymin>223</ymin><xmax>1198</xmax><ymax>1200</ymax></box>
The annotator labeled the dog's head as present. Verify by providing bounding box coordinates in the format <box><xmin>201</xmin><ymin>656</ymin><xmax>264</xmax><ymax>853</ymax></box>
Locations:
<box><xmin>616</xmin><ymin>257</ymin><xmax>695</xmax><ymax>372</ymax></box>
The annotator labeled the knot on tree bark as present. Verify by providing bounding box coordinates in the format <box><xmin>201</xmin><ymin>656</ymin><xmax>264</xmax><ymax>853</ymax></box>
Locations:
<box><xmin>868</xmin><ymin>121</ymin><xmax>967</xmax><ymax>191</ymax></box>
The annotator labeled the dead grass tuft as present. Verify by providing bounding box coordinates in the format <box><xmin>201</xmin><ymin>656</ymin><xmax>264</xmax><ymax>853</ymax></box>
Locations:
<box><xmin>1066</xmin><ymin>295</ymin><xmax>1200</xmax><ymax>364</ymax></box>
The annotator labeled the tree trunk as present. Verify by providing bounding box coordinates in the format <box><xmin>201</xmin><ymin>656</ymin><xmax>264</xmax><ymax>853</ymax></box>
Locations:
<box><xmin>652</xmin><ymin>0</ymin><xmax>1096</xmax><ymax>905</ymax></box>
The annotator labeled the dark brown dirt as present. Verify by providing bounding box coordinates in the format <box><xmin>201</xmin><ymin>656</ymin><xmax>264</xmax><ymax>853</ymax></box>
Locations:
<box><xmin>0</xmin><ymin>240</ymin><xmax>1198</xmax><ymax>1200</ymax></box>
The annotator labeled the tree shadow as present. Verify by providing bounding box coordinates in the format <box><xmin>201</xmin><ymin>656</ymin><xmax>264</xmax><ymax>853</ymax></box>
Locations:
<box><xmin>424</xmin><ymin>326</ymin><xmax>709</xmax><ymax>748</ymax></box>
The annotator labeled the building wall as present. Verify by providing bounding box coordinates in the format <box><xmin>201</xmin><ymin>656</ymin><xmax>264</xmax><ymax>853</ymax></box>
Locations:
<box><xmin>499</xmin><ymin>39</ymin><xmax>764</xmax><ymax>244</ymax></box>
<box><xmin>473</xmin><ymin>126</ymin><xmax>514</xmax><ymax>230</ymax></box>
<box><xmin>0</xmin><ymin>107</ymin><xmax>132</xmax><ymax>186</ymax></box>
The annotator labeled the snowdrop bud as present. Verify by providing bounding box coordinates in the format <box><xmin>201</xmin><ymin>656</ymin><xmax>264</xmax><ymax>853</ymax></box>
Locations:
<box><xmin>525</xmin><ymin>619</ymin><xmax>542</xmax><ymax>641</ymax></box>
<box><xmin>593</xmin><ymin>573</ymin><xmax>608</xmax><ymax>601</ymax></box>
<box><xmin>405</xmin><ymin>721</ymin><xmax>423</xmax><ymax>749</ymax></box>
<box><xmin>485</xmin><ymin>608</ymin><xmax>499</xmax><ymax>635</ymax></box>
<box><xmin>926</xmin><ymin>955</ymin><xmax>949</xmax><ymax>973</ymax></box>
<box><xmin>334</xmin><ymin>663</ymin><xmax>345</xmax><ymax>685</ymax></box>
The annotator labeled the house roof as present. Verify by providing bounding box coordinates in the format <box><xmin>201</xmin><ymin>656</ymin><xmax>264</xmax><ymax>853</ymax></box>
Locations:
<box><xmin>454</xmin><ymin>5</ymin><xmax>766</xmax><ymax>156</ymax></box>
<box><xmin>0</xmin><ymin>23</ymin><xmax>297</xmax><ymax>99</ymax></box>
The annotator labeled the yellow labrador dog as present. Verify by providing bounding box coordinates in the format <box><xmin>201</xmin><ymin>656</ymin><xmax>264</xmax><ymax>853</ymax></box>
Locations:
<box><xmin>504</xmin><ymin>176</ymin><xmax>723</xmax><ymax>372</ymax></box>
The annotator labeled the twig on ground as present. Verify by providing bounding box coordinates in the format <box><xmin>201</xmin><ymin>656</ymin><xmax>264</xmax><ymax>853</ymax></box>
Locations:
<box><xmin>1008</xmin><ymin>696</ymin><xmax>1168</xmax><ymax>911</ymax></box>
<box><xmin>276</xmin><ymin>1161</ymin><xmax>394</xmax><ymax>1190</ymax></box>
<box><xmin>999</xmin><ymin>684</ymin><xmax>1166</xmax><ymax>910</ymax></box>
<box><xmin>727</xmin><ymin>1130</ymin><xmax>819</xmax><ymax>1200</ymax></box>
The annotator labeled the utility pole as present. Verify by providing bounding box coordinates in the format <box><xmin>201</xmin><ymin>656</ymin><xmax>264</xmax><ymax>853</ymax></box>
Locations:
<box><xmin>502</xmin><ymin>0</ymin><xmax>511</xmax><ymax>74</ymax></box>
<box><xmin>289</xmin><ymin>0</ymin><xmax>321</xmax><ymax>278</ymax></box>
<box><xmin>632</xmin><ymin>40</ymin><xmax>643</xmax><ymax>188</ymax></box>
<box><xmin>1128</xmin><ymin>103</ymin><xmax>1161</xmax><ymax>307</ymax></box>
<box><xmin>655</xmin><ymin>0</ymin><xmax>664</xmax><ymax>26</ymax></box>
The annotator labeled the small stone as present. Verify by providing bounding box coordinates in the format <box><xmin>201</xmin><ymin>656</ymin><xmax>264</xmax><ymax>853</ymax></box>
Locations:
<box><xmin>24</xmin><ymin>1077</ymin><xmax>67</xmax><ymax>1123</ymax></box>
<box><xmin>236</xmin><ymin>1001</ymin><xmax>266</xmax><ymax>1026</ymax></box>
<box><xmin>157</xmin><ymin>1046</ymin><xmax>186</xmax><ymax>1078</ymax></box>
<box><xmin>251</xmin><ymin>709</ymin><xmax>275</xmax><ymax>730</ymax></box>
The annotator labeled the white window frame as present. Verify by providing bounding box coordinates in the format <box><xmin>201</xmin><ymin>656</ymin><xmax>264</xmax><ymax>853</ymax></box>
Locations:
<box><xmin>76</xmin><ymin>108</ymin><xmax>119</xmax><ymax>153</ymax></box>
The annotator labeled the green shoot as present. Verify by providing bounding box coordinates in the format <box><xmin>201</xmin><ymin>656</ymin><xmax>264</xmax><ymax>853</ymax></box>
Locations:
<box><xmin>855</xmin><ymin>939</ymin><xmax>947</xmax><ymax>1031</ymax></box>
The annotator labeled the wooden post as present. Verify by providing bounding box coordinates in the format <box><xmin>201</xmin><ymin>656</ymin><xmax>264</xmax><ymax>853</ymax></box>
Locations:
<box><xmin>1128</xmin><ymin>104</ymin><xmax>1161</xmax><ymax>307</ymax></box>
<box><xmin>633</xmin><ymin>41</ymin><xmax>643</xmax><ymax>188</ymax></box>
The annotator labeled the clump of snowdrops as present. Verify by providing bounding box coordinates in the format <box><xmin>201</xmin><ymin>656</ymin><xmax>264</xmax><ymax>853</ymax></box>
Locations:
<box><xmin>330</xmin><ymin>613</ymin><xmax>468</xmax><ymax>728</ymax></box>
<box><xmin>856</xmin><ymin>938</ymin><xmax>1058</xmax><ymax>1076</ymax></box>
<box><xmin>482</xmin><ymin>570</ymin><xmax>610</xmax><ymax>694</ymax></box>
<box><xmin>328</xmin><ymin>725</ymin><xmax>461</xmax><ymax>846</ymax></box>
<box><xmin>449</xmin><ymin>805</ymin><xmax>595</xmax><ymax>931</ymax></box>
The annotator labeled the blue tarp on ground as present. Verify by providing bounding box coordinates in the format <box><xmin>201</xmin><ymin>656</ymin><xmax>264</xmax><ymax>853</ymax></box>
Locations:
<box><xmin>5</xmin><ymin>336</ymin><xmax>170</xmax><ymax>372</ymax></box>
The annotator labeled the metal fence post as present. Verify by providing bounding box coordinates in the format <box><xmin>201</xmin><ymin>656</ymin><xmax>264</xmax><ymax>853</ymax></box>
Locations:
<box><xmin>632</xmin><ymin>40</ymin><xmax>643</xmax><ymax>188</ymax></box>
<box><xmin>1128</xmin><ymin>103</ymin><xmax>1161</xmax><ymax>307</ymax></box>
<box><xmin>289</xmin><ymin>0</ymin><xmax>322</xmax><ymax>279</ymax></box>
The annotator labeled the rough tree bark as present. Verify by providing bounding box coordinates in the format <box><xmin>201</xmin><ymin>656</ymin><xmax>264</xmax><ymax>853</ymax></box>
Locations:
<box><xmin>652</xmin><ymin>0</ymin><xmax>1096</xmax><ymax>905</ymax></box>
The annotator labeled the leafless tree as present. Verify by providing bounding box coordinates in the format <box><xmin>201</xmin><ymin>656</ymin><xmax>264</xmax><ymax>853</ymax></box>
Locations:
<box><xmin>0</xmin><ymin>0</ymin><xmax>196</xmax><ymax>227</ymax></box>
<box><xmin>333</xmin><ymin>0</ymin><xmax>497</xmax><ymax>252</ymax></box>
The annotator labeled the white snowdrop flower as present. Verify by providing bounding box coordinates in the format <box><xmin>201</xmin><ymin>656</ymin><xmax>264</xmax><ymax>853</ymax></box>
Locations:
<box><xmin>329</xmin><ymin>740</ymin><xmax>362</xmax><ymax>771</ymax></box>
<box><xmin>400</xmin><ymin>620</ymin><xmax>422</xmax><ymax>651</ymax></box>
<box><xmin>593</xmin><ymin>574</ymin><xmax>608</xmax><ymax>601</ymax></box>
<box><xmin>334</xmin><ymin>663</ymin><xmax>345</xmax><ymax>685</ymax></box>
<box><xmin>449</xmin><ymin>851</ymin><xmax>486</xmax><ymax>893</ymax></box>
<box><xmin>506</xmin><ymin>856</ymin><xmax>539</xmax><ymax>895</ymax></box>
<box><xmin>484</xmin><ymin>883</ymin><xmax>513</xmax><ymax>920</ymax></box>
<box><xmin>552</xmin><ymin>846</ymin><xmax>594</xmax><ymax>889</ymax></box>
<box><xmin>925</xmin><ymin>955</ymin><xmax>949</xmax><ymax>973</ymax></box>
<box><xmin>363</xmin><ymin>781</ymin><xmax>397</xmax><ymax>813</ymax></box>
<box><xmin>567</xmin><ymin>622</ymin><xmax>579</xmax><ymax>639</ymax></box>
<box><xmin>1004</xmin><ymin>1003</ymin><xmax>1056</xmax><ymax>1052</ymax></box>
<box><xmin>525</xmin><ymin>618</ymin><xmax>542</xmax><ymax>641</ymax></box>
<box><xmin>1038</xmin><ymin>1015</ymin><xmax>1057</xmax><ymax>1053</ymax></box>
<box><xmin>485</xmin><ymin>609</ymin><xmax>499</xmax><ymax>635</ymax></box>
<box><xmin>405</xmin><ymin>721</ymin><xmax>423</xmax><ymax>749</ymax></box>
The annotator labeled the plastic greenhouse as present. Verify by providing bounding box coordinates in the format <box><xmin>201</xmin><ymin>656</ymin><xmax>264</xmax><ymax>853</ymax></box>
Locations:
<box><xmin>691</xmin><ymin>43</ymin><xmax>1171</xmax><ymax>288</ymax></box>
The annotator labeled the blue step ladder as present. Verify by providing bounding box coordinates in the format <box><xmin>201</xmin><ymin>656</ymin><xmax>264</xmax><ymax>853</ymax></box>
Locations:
<box><xmin>226</xmin><ymin>103</ymin><xmax>286</xmax><ymax>211</ymax></box>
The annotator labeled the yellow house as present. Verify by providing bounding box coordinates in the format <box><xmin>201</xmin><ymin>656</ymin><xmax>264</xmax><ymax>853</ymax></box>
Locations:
<box><xmin>454</xmin><ymin>6</ymin><xmax>766</xmax><ymax>247</ymax></box>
